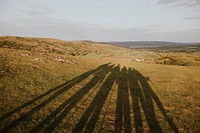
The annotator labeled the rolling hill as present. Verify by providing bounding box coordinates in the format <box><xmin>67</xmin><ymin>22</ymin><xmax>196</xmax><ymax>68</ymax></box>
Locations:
<box><xmin>0</xmin><ymin>36</ymin><xmax>200</xmax><ymax>132</ymax></box>
<box><xmin>106</xmin><ymin>41</ymin><xmax>200</xmax><ymax>48</ymax></box>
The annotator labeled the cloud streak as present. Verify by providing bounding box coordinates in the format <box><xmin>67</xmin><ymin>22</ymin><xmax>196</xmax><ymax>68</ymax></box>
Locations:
<box><xmin>185</xmin><ymin>16</ymin><xmax>200</xmax><ymax>20</ymax></box>
<box><xmin>0</xmin><ymin>0</ymin><xmax>200</xmax><ymax>42</ymax></box>
<box><xmin>16</xmin><ymin>2</ymin><xmax>54</xmax><ymax>22</ymax></box>
<box><xmin>0</xmin><ymin>18</ymin><xmax>199</xmax><ymax>42</ymax></box>
<box><xmin>158</xmin><ymin>0</ymin><xmax>200</xmax><ymax>7</ymax></box>
<box><xmin>26</xmin><ymin>4</ymin><xmax>54</xmax><ymax>17</ymax></box>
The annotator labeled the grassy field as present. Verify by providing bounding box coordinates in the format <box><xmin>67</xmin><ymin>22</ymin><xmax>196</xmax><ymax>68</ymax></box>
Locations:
<box><xmin>0</xmin><ymin>36</ymin><xmax>200</xmax><ymax>133</ymax></box>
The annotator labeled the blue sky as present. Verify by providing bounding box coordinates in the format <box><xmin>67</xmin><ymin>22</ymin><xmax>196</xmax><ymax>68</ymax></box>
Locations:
<box><xmin>0</xmin><ymin>0</ymin><xmax>200</xmax><ymax>42</ymax></box>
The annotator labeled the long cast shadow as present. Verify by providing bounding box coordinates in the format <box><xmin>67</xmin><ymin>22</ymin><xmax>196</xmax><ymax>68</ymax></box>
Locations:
<box><xmin>128</xmin><ymin>68</ymin><xmax>179</xmax><ymax>133</ymax></box>
<box><xmin>72</xmin><ymin>65</ymin><xmax>120</xmax><ymax>133</ymax></box>
<box><xmin>115</xmin><ymin>66</ymin><xmax>131</xmax><ymax>133</ymax></box>
<box><xmin>37</xmin><ymin>64</ymin><xmax>114</xmax><ymax>132</ymax></box>
<box><xmin>0</xmin><ymin>63</ymin><xmax>111</xmax><ymax>132</ymax></box>
<box><xmin>128</xmin><ymin>68</ymin><xmax>143</xmax><ymax>133</ymax></box>
<box><xmin>0</xmin><ymin>63</ymin><xmax>179</xmax><ymax>133</ymax></box>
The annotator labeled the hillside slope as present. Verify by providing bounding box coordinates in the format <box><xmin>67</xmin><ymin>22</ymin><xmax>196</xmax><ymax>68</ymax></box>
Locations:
<box><xmin>0</xmin><ymin>36</ymin><xmax>125</xmax><ymax>56</ymax></box>
<box><xmin>0</xmin><ymin>36</ymin><xmax>200</xmax><ymax>132</ymax></box>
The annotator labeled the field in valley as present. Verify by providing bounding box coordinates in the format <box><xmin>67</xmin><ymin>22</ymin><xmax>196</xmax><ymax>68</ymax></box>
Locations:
<box><xmin>0</xmin><ymin>36</ymin><xmax>200</xmax><ymax>133</ymax></box>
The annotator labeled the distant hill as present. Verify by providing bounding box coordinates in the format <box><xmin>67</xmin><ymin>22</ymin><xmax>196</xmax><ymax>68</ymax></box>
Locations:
<box><xmin>105</xmin><ymin>41</ymin><xmax>200</xmax><ymax>48</ymax></box>
<box><xmin>0</xmin><ymin>36</ymin><xmax>125</xmax><ymax>56</ymax></box>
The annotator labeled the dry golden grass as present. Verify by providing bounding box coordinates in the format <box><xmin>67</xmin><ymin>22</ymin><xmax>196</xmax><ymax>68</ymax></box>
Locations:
<box><xmin>0</xmin><ymin>36</ymin><xmax>200</xmax><ymax>133</ymax></box>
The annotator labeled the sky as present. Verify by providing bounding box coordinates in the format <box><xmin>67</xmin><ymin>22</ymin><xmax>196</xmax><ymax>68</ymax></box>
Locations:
<box><xmin>0</xmin><ymin>0</ymin><xmax>200</xmax><ymax>42</ymax></box>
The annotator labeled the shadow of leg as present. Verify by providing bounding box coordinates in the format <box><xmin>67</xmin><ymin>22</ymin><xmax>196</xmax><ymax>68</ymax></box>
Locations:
<box><xmin>128</xmin><ymin>68</ymin><xmax>143</xmax><ymax>133</ymax></box>
<box><xmin>135</xmin><ymin>69</ymin><xmax>179</xmax><ymax>133</ymax></box>
<box><xmin>73</xmin><ymin>65</ymin><xmax>120</xmax><ymax>133</ymax></box>
<box><xmin>115</xmin><ymin>66</ymin><xmax>131</xmax><ymax>133</ymax></box>
<box><xmin>0</xmin><ymin>63</ymin><xmax>111</xmax><ymax>132</ymax></box>
<box><xmin>131</xmin><ymin>68</ymin><xmax>162</xmax><ymax>133</ymax></box>
<box><xmin>41</xmin><ymin>64</ymin><xmax>114</xmax><ymax>132</ymax></box>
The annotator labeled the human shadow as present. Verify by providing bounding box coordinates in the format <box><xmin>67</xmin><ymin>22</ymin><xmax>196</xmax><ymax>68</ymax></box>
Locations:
<box><xmin>0</xmin><ymin>63</ymin><xmax>111</xmax><ymax>132</ymax></box>
<box><xmin>128</xmin><ymin>68</ymin><xmax>179</xmax><ymax>133</ymax></box>
<box><xmin>37</xmin><ymin>64</ymin><xmax>115</xmax><ymax>132</ymax></box>
<box><xmin>72</xmin><ymin>65</ymin><xmax>120</xmax><ymax>133</ymax></box>
<box><xmin>0</xmin><ymin>63</ymin><xmax>179</xmax><ymax>133</ymax></box>
<box><xmin>115</xmin><ymin>66</ymin><xmax>131</xmax><ymax>133</ymax></box>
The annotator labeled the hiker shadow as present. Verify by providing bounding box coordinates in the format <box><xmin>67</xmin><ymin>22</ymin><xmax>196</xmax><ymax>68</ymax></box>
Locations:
<box><xmin>0</xmin><ymin>63</ymin><xmax>179</xmax><ymax>133</ymax></box>
<box><xmin>114</xmin><ymin>66</ymin><xmax>179</xmax><ymax>133</ymax></box>
<box><xmin>37</xmin><ymin>64</ymin><xmax>116</xmax><ymax>133</ymax></box>
<box><xmin>72</xmin><ymin>64</ymin><xmax>120</xmax><ymax>133</ymax></box>
<box><xmin>0</xmin><ymin>63</ymin><xmax>112</xmax><ymax>132</ymax></box>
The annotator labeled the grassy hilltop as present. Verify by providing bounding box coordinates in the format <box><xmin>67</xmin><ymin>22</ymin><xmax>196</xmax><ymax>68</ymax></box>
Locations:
<box><xmin>0</xmin><ymin>36</ymin><xmax>200</xmax><ymax>132</ymax></box>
